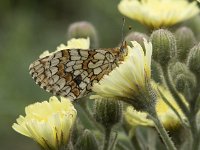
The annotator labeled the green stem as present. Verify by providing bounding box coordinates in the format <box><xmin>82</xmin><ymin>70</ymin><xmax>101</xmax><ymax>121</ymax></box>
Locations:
<box><xmin>190</xmin><ymin>79</ymin><xmax>200</xmax><ymax>150</ymax></box>
<box><xmin>148</xmin><ymin>109</ymin><xmax>177</xmax><ymax>150</ymax></box>
<box><xmin>122</xmin><ymin>121</ymin><xmax>142</xmax><ymax>150</ymax></box>
<box><xmin>161</xmin><ymin>65</ymin><xmax>190</xmax><ymax>119</ymax></box>
<box><xmin>109</xmin><ymin>131</ymin><xmax>118</xmax><ymax>150</ymax></box>
<box><xmin>190</xmin><ymin>102</ymin><xmax>199</xmax><ymax>150</ymax></box>
<box><xmin>190</xmin><ymin>118</ymin><xmax>199</xmax><ymax>150</ymax></box>
<box><xmin>157</xmin><ymin>87</ymin><xmax>188</xmax><ymax>128</ymax></box>
<box><xmin>103</xmin><ymin>127</ymin><xmax>112</xmax><ymax>150</ymax></box>
<box><xmin>162</xmin><ymin>65</ymin><xmax>200</xmax><ymax>149</ymax></box>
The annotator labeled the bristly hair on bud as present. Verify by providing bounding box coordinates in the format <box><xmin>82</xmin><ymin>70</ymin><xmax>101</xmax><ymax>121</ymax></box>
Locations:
<box><xmin>150</xmin><ymin>29</ymin><xmax>177</xmax><ymax>67</ymax></box>
<box><xmin>93</xmin><ymin>98</ymin><xmax>122</xmax><ymax>129</ymax></box>
<box><xmin>125</xmin><ymin>31</ymin><xmax>149</xmax><ymax>49</ymax></box>
<box><xmin>67</xmin><ymin>21</ymin><xmax>99</xmax><ymax>48</ymax></box>
<box><xmin>169</xmin><ymin>62</ymin><xmax>196</xmax><ymax>101</ymax></box>
<box><xmin>70</xmin><ymin>119</ymin><xmax>84</xmax><ymax>146</ymax></box>
<box><xmin>187</xmin><ymin>43</ymin><xmax>200</xmax><ymax>80</ymax></box>
<box><xmin>75</xmin><ymin>129</ymin><xmax>99</xmax><ymax>150</ymax></box>
<box><xmin>175</xmin><ymin>26</ymin><xmax>196</xmax><ymax>62</ymax></box>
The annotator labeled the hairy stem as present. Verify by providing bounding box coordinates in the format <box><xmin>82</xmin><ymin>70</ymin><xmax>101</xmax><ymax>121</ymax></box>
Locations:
<box><xmin>103</xmin><ymin>127</ymin><xmax>112</xmax><ymax>150</ymax></box>
<box><xmin>161</xmin><ymin>65</ymin><xmax>190</xmax><ymax>119</ymax></box>
<box><xmin>148</xmin><ymin>109</ymin><xmax>177</xmax><ymax>150</ymax></box>
<box><xmin>190</xmin><ymin>101</ymin><xmax>199</xmax><ymax>150</ymax></box>
<box><xmin>162</xmin><ymin>65</ymin><xmax>200</xmax><ymax>150</ymax></box>
<box><xmin>157</xmin><ymin>88</ymin><xmax>188</xmax><ymax>128</ymax></box>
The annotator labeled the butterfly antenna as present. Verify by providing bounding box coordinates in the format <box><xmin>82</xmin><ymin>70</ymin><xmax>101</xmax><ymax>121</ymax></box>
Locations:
<box><xmin>121</xmin><ymin>18</ymin><xmax>125</xmax><ymax>45</ymax></box>
<box><xmin>120</xmin><ymin>18</ymin><xmax>126</xmax><ymax>52</ymax></box>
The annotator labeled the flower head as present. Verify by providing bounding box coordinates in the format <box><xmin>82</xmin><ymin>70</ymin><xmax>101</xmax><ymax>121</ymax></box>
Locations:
<box><xmin>39</xmin><ymin>37</ymin><xmax>90</xmax><ymax>58</ymax></box>
<box><xmin>12</xmin><ymin>96</ymin><xmax>77</xmax><ymax>150</ymax></box>
<box><xmin>125</xmin><ymin>83</ymin><xmax>186</xmax><ymax>129</ymax></box>
<box><xmin>91</xmin><ymin>39</ymin><xmax>156</xmax><ymax>111</ymax></box>
<box><xmin>118</xmin><ymin>0</ymin><xmax>200</xmax><ymax>29</ymax></box>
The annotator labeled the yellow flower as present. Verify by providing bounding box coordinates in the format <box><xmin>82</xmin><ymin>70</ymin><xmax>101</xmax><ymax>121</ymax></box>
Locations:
<box><xmin>39</xmin><ymin>37</ymin><xmax>90</xmax><ymax>58</ymax></box>
<box><xmin>12</xmin><ymin>96</ymin><xmax>77</xmax><ymax>150</ymax></box>
<box><xmin>125</xmin><ymin>83</ymin><xmax>186</xmax><ymax>129</ymax></box>
<box><xmin>118</xmin><ymin>0</ymin><xmax>200</xmax><ymax>29</ymax></box>
<box><xmin>91</xmin><ymin>39</ymin><xmax>154</xmax><ymax>111</ymax></box>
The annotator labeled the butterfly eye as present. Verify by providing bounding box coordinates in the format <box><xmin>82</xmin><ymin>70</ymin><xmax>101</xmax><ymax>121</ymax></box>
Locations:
<box><xmin>120</xmin><ymin>41</ymin><xmax>127</xmax><ymax>53</ymax></box>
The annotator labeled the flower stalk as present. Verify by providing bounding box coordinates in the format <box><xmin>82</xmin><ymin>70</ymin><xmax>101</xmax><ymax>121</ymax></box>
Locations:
<box><xmin>161</xmin><ymin>65</ymin><xmax>190</xmax><ymax>118</ymax></box>
<box><xmin>157</xmin><ymin>88</ymin><xmax>188</xmax><ymax>128</ymax></box>
<box><xmin>148</xmin><ymin>108</ymin><xmax>177</xmax><ymax>150</ymax></box>
<box><xmin>103</xmin><ymin>127</ymin><xmax>112</xmax><ymax>150</ymax></box>
<box><xmin>161</xmin><ymin>64</ymin><xmax>200</xmax><ymax>150</ymax></box>
<box><xmin>189</xmin><ymin>88</ymin><xmax>200</xmax><ymax>150</ymax></box>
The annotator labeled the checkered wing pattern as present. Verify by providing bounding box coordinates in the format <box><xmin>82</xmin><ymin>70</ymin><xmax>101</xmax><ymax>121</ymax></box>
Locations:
<box><xmin>29</xmin><ymin>48</ymin><xmax>120</xmax><ymax>100</ymax></box>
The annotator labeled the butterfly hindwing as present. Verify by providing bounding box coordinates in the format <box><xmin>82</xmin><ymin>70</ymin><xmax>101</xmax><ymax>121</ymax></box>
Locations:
<box><xmin>29</xmin><ymin>48</ymin><xmax>118</xmax><ymax>100</ymax></box>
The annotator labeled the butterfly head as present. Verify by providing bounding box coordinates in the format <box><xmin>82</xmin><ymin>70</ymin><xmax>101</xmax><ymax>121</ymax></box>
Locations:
<box><xmin>118</xmin><ymin>40</ymin><xmax>128</xmax><ymax>60</ymax></box>
<box><xmin>118</xmin><ymin>18</ymin><xmax>128</xmax><ymax>60</ymax></box>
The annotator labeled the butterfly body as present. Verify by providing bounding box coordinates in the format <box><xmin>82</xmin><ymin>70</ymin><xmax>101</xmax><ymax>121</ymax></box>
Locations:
<box><xmin>29</xmin><ymin>46</ymin><xmax>127</xmax><ymax>100</ymax></box>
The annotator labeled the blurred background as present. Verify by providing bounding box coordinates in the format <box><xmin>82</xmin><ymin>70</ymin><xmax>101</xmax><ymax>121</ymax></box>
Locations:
<box><xmin>0</xmin><ymin>0</ymin><xmax>147</xmax><ymax>149</ymax></box>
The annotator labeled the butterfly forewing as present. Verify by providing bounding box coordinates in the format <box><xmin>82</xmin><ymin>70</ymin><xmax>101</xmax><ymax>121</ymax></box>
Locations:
<box><xmin>29</xmin><ymin>48</ymin><xmax>121</xmax><ymax>100</ymax></box>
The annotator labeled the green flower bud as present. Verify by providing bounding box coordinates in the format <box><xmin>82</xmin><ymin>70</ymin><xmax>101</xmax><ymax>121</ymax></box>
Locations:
<box><xmin>94</xmin><ymin>98</ymin><xmax>122</xmax><ymax>129</ymax></box>
<box><xmin>169</xmin><ymin>62</ymin><xmax>196</xmax><ymax>100</ymax></box>
<box><xmin>175</xmin><ymin>26</ymin><xmax>196</xmax><ymax>62</ymax></box>
<box><xmin>67</xmin><ymin>21</ymin><xmax>99</xmax><ymax>48</ymax></box>
<box><xmin>174</xmin><ymin>74</ymin><xmax>187</xmax><ymax>92</ymax></box>
<box><xmin>187</xmin><ymin>43</ymin><xmax>200</xmax><ymax>79</ymax></box>
<box><xmin>183</xmin><ymin>15</ymin><xmax>200</xmax><ymax>41</ymax></box>
<box><xmin>75</xmin><ymin>129</ymin><xmax>99</xmax><ymax>150</ymax></box>
<box><xmin>150</xmin><ymin>29</ymin><xmax>177</xmax><ymax>66</ymax></box>
<box><xmin>71</xmin><ymin>119</ymin><xmax>84</xmax><ymax>145</ymax></box>
<box><xmin>125</xmin><ymin>31</ymin><xmax>149</xmax><ymax>49</ymax></box>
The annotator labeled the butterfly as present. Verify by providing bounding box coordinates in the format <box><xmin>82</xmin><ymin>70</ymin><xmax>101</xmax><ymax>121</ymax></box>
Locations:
<box><xmin>29</xmin><ymin>42</ymin><xmax>127</xmax><ymax>101</ymax></box>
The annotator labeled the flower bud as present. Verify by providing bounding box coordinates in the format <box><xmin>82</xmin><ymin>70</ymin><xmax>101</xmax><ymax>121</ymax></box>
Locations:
<box><xmin>125</xmin><ymin>31</ymin><xmax>149</xmax><ymax>49</ymax></box>
<box><xmin>150</xmin><ymin>29</ymin><xmax>177</xmax><ymax>66</ymax></box>
<box><xmin>67</xmin><ymin>21</ymin><xmax>98</xmax><ymax>48</ymax></box>
<box><xmin>94</xmin><ymin>98</ymin><xmax>122</xmax><ymax>129</ymax></box>
<box><xmin>175</xmin><ymin>26</ymin><xmax>196</xmax><ymax>62</ymax></box>
<box><xmin>183</xmin><ymin>15</ymin><xmax>200</xmax><ymax>41</ymax></box>
<box><xmin>71</xmin><ymin>119</ymin><xmax>84</xmax><ymax>145</ymax></box>
<box><xmin>170</xmin><ymin>62</ymin><xmax>196</xmax><ymax>100</ymax></box>
<box><xmin>187</xmin><ymin>43</ymin><xmax>200</xmax><ymax>79</ymax></box>
<box><xmin>75</xmin><ymin>129</ymin><xmax>99</xmax><ymax>150</ymax></box>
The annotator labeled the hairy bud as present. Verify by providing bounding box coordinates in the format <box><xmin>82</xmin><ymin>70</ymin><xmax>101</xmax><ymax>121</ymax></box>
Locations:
<box><xmin>187</xmin><ymin>43</ymin><xmax>200</xmax><ymax>79</ymax></box>
<box><xmin>170</xmin><ymin>62</ymin><xmax>196</xmax><ymax>101</ymax></box>
<box><xmin>125</xmin><ymin>31</ymin><xmax>148</xmax><ymax>49</ymax></box>
<box><xmin>94</xmin><ymin>98</ymin><xmax>122</xmax><ymax>129</ymax></box>
<box><xmin>75</xmin><ymin>129</ymin><xmax>99</xmax><ymax>150</ymax></box>
<box><xmin>150</xmin><ymin>29</ymin><xmax>176</xmax><ymax>66</ymax></box>
<box><xmin>175</xmin><ymin>26</ymin><xmax>196</xmax><ymax>62</ymax></box>
<box><xmin>67</xmin><ymin>21</ymin><xmax>98</xmax><ymax>48</ymax></box>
